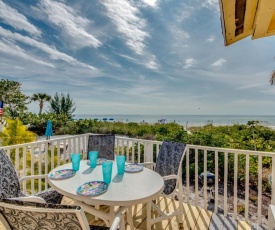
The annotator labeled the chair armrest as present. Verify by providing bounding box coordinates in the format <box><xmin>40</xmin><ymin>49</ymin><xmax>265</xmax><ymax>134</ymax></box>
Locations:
<box><xmin>110</xmin><ymin>206</ymin><xmax>127</xmax><ymax>230</ymax></box>
<box><xmin>162</xmin><ymin>175</ymin><xmax>180</xmax><ymax>181</ymax></box>
<box><xmin>8</xmin><ymin>196</ymin><xmax>46</xmax><ymax>203</ymax></box>
<box><xmin>141</xmin><ymin>162</ymin><xmax>156</xmax><ymax>170</ymax></box>
<box><xmin>268</xmin><ymin>204</ymin><xmax>275</xmax><ymax>230</ymax></box>
<box><xmin>19</xmin><ymin>175</ymin><xmax>48</xmax><ymax>183</ymax></box>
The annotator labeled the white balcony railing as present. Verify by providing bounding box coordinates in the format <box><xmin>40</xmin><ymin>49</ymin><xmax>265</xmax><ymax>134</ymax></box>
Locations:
<box><xmin>1</xmin><ymin>134</ymin><xmax>274</xmax><ymax>228</ymax></box>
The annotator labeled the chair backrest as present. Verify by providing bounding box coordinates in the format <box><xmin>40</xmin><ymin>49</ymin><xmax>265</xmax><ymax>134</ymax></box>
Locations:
<box><xmin>87</xmin><ymin>134</ymin><xmax>115</xmax><ymax>160</ymax></box>
<box><xmin>0</xmin><ymin>199</ymin><xmax>90</xmax><ymax>230</ymax></box>
<box><xmin>155</xmin><ymin>141</ymin><xmax>186</xmax><ymax>195</ymax></box>
<box><xmin>0</xmin><ymin>149</ymin><xmax>21</xmax><ymax>199</ymax></box>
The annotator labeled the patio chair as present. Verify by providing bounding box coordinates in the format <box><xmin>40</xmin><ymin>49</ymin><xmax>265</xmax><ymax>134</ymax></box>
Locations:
<box><xmin>0</xmin><ymin>198</ymin><xmax>126</xmax><ymax>230</ymax></box>
<box><xmin>0</xmin><ymin>148</ymin><xmax>63</xmax><ymax>204</ymax></box>
<box><xmin>87</xmin><ymin>134</ymin><xmax>115</xmax><ymax>160</ymax></box>
<box><xmin>142</xmin><ymin>140</ymin><xmax>186</xmax><ymax>229</ymax></box>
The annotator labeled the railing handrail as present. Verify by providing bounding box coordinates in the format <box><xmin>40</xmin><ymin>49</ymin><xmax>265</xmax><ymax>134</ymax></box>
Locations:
<box><xmin>0</xmin><ymin>134</ymin><xmax>89</xmax><ymax>150</ymax></box>
<box><xmin>187</xmin><ymin>144</ymin><xmax>275</xmax><ymax>157</ymax></box>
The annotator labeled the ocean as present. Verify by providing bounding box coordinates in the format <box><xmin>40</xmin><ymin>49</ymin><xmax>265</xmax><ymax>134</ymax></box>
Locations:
<box><xmin>74</xmin><ymin>115</ymin><xmax>275</xmax><ymax>128</ymax></box>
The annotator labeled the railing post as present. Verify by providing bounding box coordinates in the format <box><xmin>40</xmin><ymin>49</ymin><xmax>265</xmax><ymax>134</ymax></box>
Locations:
<box><xmin>272</xmin><ymin>156</ymin><xmax>275</xmax><ymax>205</ymax></box>
<box><xmin>144</xmin><ymin>143</ymin><xmax>153</xmax><ymax>163</ymax></box>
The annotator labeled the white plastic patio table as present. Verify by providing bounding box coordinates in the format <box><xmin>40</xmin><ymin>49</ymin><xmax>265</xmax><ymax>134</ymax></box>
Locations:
<box><xmin>48</xmin><ymin>160</ymin><xmax>164</xmax><ymax>229</ymax></box>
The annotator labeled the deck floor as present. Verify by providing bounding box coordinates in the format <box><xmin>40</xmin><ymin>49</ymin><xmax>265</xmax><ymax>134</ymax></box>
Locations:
<box><xmin>0</xmin><ymin>197</ymin><xmax>253</xmax><ymax>230</ymax></box>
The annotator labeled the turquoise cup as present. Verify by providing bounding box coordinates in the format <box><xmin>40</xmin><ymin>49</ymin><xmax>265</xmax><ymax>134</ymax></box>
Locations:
<box><xmin>89</xmin><ymin>151</ymin><xmax>98</xmax><ymax>168</ymax></box>
<box><xmin>102</xmin><ymin>161</ymin><xmax>113</xmax><ymax>184</ymax></box>
<box><xmin>71</xmin><ymin>153</ymin><xmax>81</xmax><ymax>171</ymax></box>
<box><xmin>116</xmin><ymin>155</ymin><xmax>126</xmax><ymax>175</ymax></box>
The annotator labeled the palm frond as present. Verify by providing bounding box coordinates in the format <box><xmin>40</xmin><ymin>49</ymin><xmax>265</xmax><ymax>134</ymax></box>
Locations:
<box><xmin>270</xmin><ymin>70</ymin><xmax>275</xmax><ymax>85</ymax></box>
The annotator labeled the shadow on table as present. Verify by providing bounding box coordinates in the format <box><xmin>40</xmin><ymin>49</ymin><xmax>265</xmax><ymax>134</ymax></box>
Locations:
<box><xmin>112</xmin><ymin>174</ymin><xmax>124</xmax><ymax>183</ymax></box>
<box><xmin>82</xmin><ymin>168</ymin><xmax>95</xmax><ymax>174</ymax></box>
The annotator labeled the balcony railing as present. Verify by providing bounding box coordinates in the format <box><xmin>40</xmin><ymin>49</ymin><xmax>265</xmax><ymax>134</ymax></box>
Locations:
<box><xmin>1</xmin><ymin>133</ymin><xmax>274</xmax><ymax>229</ymax></box>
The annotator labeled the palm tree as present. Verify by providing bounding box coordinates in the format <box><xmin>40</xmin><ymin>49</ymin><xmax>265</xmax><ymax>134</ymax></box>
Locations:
<box><xmin>270</xmin><ymin>71</ymin><xmax>275</xmax><ymax>85</ymax></box>
<box><xmin>31</xmin><ymin>93</ymin><xmax>51</xmax><ymax>115</ymax></box>
<box><xmin>48</xmin><ymin>93</ymin><xmax>76</xmax><ymax>119</ymax></box>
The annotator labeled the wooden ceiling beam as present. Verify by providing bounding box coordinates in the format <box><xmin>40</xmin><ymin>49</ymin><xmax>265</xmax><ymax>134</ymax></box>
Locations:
<box><xmin>252</xmin><ymin>0</ymin><xmax>275</xmax><ymax>39</ymax></box>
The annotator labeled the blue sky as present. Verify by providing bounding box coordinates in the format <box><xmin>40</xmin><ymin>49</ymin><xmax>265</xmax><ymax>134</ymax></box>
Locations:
<box><xmin>0</xmin><ymin>0</ymin><xmax>275</xmax><ymax>115</ymax></box>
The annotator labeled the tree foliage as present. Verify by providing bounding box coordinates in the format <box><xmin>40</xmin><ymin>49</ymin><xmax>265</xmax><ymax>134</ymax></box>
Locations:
<box><xmin>0</xmin><ymin>118</ymin><xmax>36</xmax><ymax>146</ymax></box>
<box><xmin>31</xmin><ymin>93</ymin><xmax>51</xmax><ymax>115</ymax></box>
<box><xmin>48</xmin><ymin>93</ymin><xmax>76</xmax><ymax>118</ymax></box>
<box><xmin>0</xmin><ymin>79</ymin><xmax>29</xmax><ymax>118</ymax></box>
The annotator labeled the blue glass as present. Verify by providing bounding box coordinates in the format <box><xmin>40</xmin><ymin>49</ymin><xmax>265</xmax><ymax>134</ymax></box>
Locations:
<box><xmin>116</xmin><ymin>155</ymin><xmax>126</xmax><ymax>175</ymax></box>
<box><xmin>102</xmin><ymin>161</ymin><xmax>113</xmax><ymax>184</ymax></box>
<box><xmin>71</xmin><ymin>153</ymin><xmax>81</xmax><ymax>171</ymax></box>
<box><xmin>89</xmin><ymin>151</ymin><xmax>98</xmax><ymax>168</ymax></box>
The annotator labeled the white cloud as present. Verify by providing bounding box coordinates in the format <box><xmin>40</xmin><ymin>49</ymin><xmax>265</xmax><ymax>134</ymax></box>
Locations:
<box><xmin>184</xmin><ymin>58</ymin><xmax>196</xmax><ymax>69</ymax></box>
<box><xmin>142</xmin><ymin>0</ymin><xmax>158</xmax><ymax>7</ymax></box>
<box><xmin>212</xmin><ymin>58</ymin><xmax>226</xmax><ymax>67</ymax></box>
<box><xmin>14</xmin><ymin>66</ymin><xmax>24</xmax><ymax>70</ymax></box>
<box><xmin>0</xmin><ymin>39</ymin><xmax>55</xmax><ymax>68</ymax></box>
<box><xmin>201</xmin><ymin>0</ymin><xmax>219</xmax><ymax>11</ymax></box>
<box><xmin>101</xmin><ymin>0</ymin><xmax>149</xmax><ymax>55</ymax></box>
<box><xmin>32</xmin><ymin>0</ymin><xmax>101</xmax><ymax>49</ymax></box>
<box><xmin>0</xmin><ymin>0</ymin><xmax>41</xmax><ymax>36</ymax></box>
<box><xmin>0</xmin><ymin>27</ymin><xmax>96</xmax><ymax>70</ymax></box>
<box><xmin>145</xmin><ymin>55</ymin><xmax>158</xmax><ymax>70</ymax></box>
<box><xmin>206</xmin><ymin>35</ymin><xmax>215</xmax><ymax>43</ymax></box>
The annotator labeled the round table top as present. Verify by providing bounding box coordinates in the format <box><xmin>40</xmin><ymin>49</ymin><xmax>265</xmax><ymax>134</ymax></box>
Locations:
<box><xmin>48</xmin><ymin>160</ymin><xmax>164</xmax><ymax>206</ymax></box>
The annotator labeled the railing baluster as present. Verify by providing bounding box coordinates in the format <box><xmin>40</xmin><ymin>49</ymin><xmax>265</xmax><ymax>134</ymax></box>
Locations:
<box><xmin>57</xmin><ymin>140</ymin><xmax>60</xmax><ymax>166</ymax></box>
<box><xmin>15</xmin><ymin>148</ymin><xmax>19</xmax><ymax>175</ymax></box>
<box><xmin>126</xmin><ymin>140</ymin><xmax>129</xmax><ymax>162</ymax></box>
<box><xmin>38</xmin><ymin>144</ymin><xmax>42</xmax><ymax>193</ymax></box>
<box><xmin>51</xmin><ymin>142</ymin><xmax>54</xmax><ymax>171</ymax></box>
<box><xmin>68</xmin><ymin>138</ymin><xmax>72</xmax><ymax>162</ymax></box>
<box><xmin>23</xmin><ymin>147</ymin><xmax>27</xmax><ymax>193</ymax></box>
<box><xmin>245</xmin><ymin>154</ymin><xmax>250</xmax><ymax>222</ymax></box>
<box><xmin>122</xmin><ymin>139</ymin><xmax>125</xmax><ymax>156</ymax></box>
<box><xmin>44</xmin><ymin>142</ymin><xmax>48</xmax><ymax>190</ymax></box>
<box><xmin>233</xmin><ymin>153</ymin><xmax>238</xmax><ymax>219</ymax></box>
<box><xmin>224</xmin><ymin>151</ymin><xmax>228</xmax><ymax>216</ymax></box>
<box><xmin>116</xmin><ymin>138</ymin><xmax>119</xmax><ymax>155</ymax></box>
<box><xmin>186</xmin><ymin>147</ymin><xmax>190</xmax><ymax>204</ymax></box>
<box><xmin>6</xmin><ymin>149</ymin><xmax>10</xmax><ymax>158</ymax></box>
<box><xmin>271</xmin><ymin>156</ymin><xmax>275</xmax><ymax>205</ymax></box>
<box><xmin>77</xmin><ymin>136</ymin><xmax>81</xmax><ymax>152</ymax></box>
<box><xmin>258</xmin><ymin>155</ymin><xmax>262</xmax><ymax>225</ymax></box>
<box><xmin>31</xmin><ymin>145</ymin><xmax>34</xmax><ymax>195</ymax></box>
<box><xmin>138</xmin><ymin>142</ymin><xmax>141</xmax><ymax>163</ymax></box>
<box><xmin>73</xmin><ymin>138</ymin><xmax>76</xmax><ymax>153</ymax></box>
<box><xmin>203</xmin><ymin>149</ymin><xmax>207</xmax><ymax>209</ymax></box>
<box><xmin>82</xmin><ymin>135</ymin><xmax>86</xmax><ymax>157</ymax></box>
<box><xmin>131</xmin><ymin>141</ymin><xmax>135</xmax><ymax>163</ymax></box>
<box><xmin>195</xmin><ymin>148</ymin><xmax>198</xmax><ymax>207</ymax></box>
<box><xmin>156</xmin><ymin>144</ymin><xmax>159</xmax><ymax>158</ymax></box>
<box><xmin>214</xmin><ymin>150</ymin><xmax>218</xmax><ymax>213</ymax></box>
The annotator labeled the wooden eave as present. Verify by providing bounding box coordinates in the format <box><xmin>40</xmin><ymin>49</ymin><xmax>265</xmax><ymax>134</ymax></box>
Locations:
<box><xmin>219</xmin><ymin>0</ymin><xmax>259</xmax><ymax>46</ymax></box>
<box><xmin>252</xmin><ymin>0</ymin><xmax>275</xmax><ymax>39</ymax></box>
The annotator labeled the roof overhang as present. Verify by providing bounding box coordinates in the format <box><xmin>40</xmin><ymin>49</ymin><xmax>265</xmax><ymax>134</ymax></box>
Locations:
<box><xmin>219</xmin><ymin>0</ymin><xmax>275</xmax><ymax>46</ymax></box>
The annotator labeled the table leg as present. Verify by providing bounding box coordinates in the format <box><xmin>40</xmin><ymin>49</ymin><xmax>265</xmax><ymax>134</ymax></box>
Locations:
<box><xmin>146</xmin><ymin>201</ymin><xmax>152</xmax><ymax>230</ymax></box>
<box><xmin>127</xmin><ymin>206</ymin><xmax>134</xmax><ymax>230</ymax></box>
<box><xmin>109</xmin><ymin>205</ymin><xmax>115</xmax><ymax>226</ymax></box>
<box><xmin>95</xmin><ymin>204</ymin><xmax>99</xmax><ymax>221</ymax></box>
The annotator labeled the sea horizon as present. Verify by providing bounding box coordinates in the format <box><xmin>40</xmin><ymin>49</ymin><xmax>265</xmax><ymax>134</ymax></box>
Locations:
<box><xmin>74</xmin><ymin>114</ymin><xmax>275</xmax><ymax>127</ymax></box>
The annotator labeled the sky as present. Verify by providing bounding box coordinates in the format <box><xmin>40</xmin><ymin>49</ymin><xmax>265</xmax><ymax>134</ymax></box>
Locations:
<box><xmin>0</xmin><ymin>0</ymin><xmax>275</xmax><ymax>115</ymax></box>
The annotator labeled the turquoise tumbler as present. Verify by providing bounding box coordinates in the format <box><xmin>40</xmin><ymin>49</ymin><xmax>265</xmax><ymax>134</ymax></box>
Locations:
<box><xmin>102</xmin><ymin>161</ymin><xmax>113</xmax><ymax>184</ymax></box>
<box><xmin>71</xmin><ymin>153</ymin><xmax>81</xmax><ymax>171</ymax></box>
<box><xmin>116</xmin><ymin>155</ymin><xmax>126</xmax><ymax>175</ymax></box>
<box><xmin>89</xmin><ymin>151</ymin><xmax>98</xmax><ymax>168</ymax></box>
